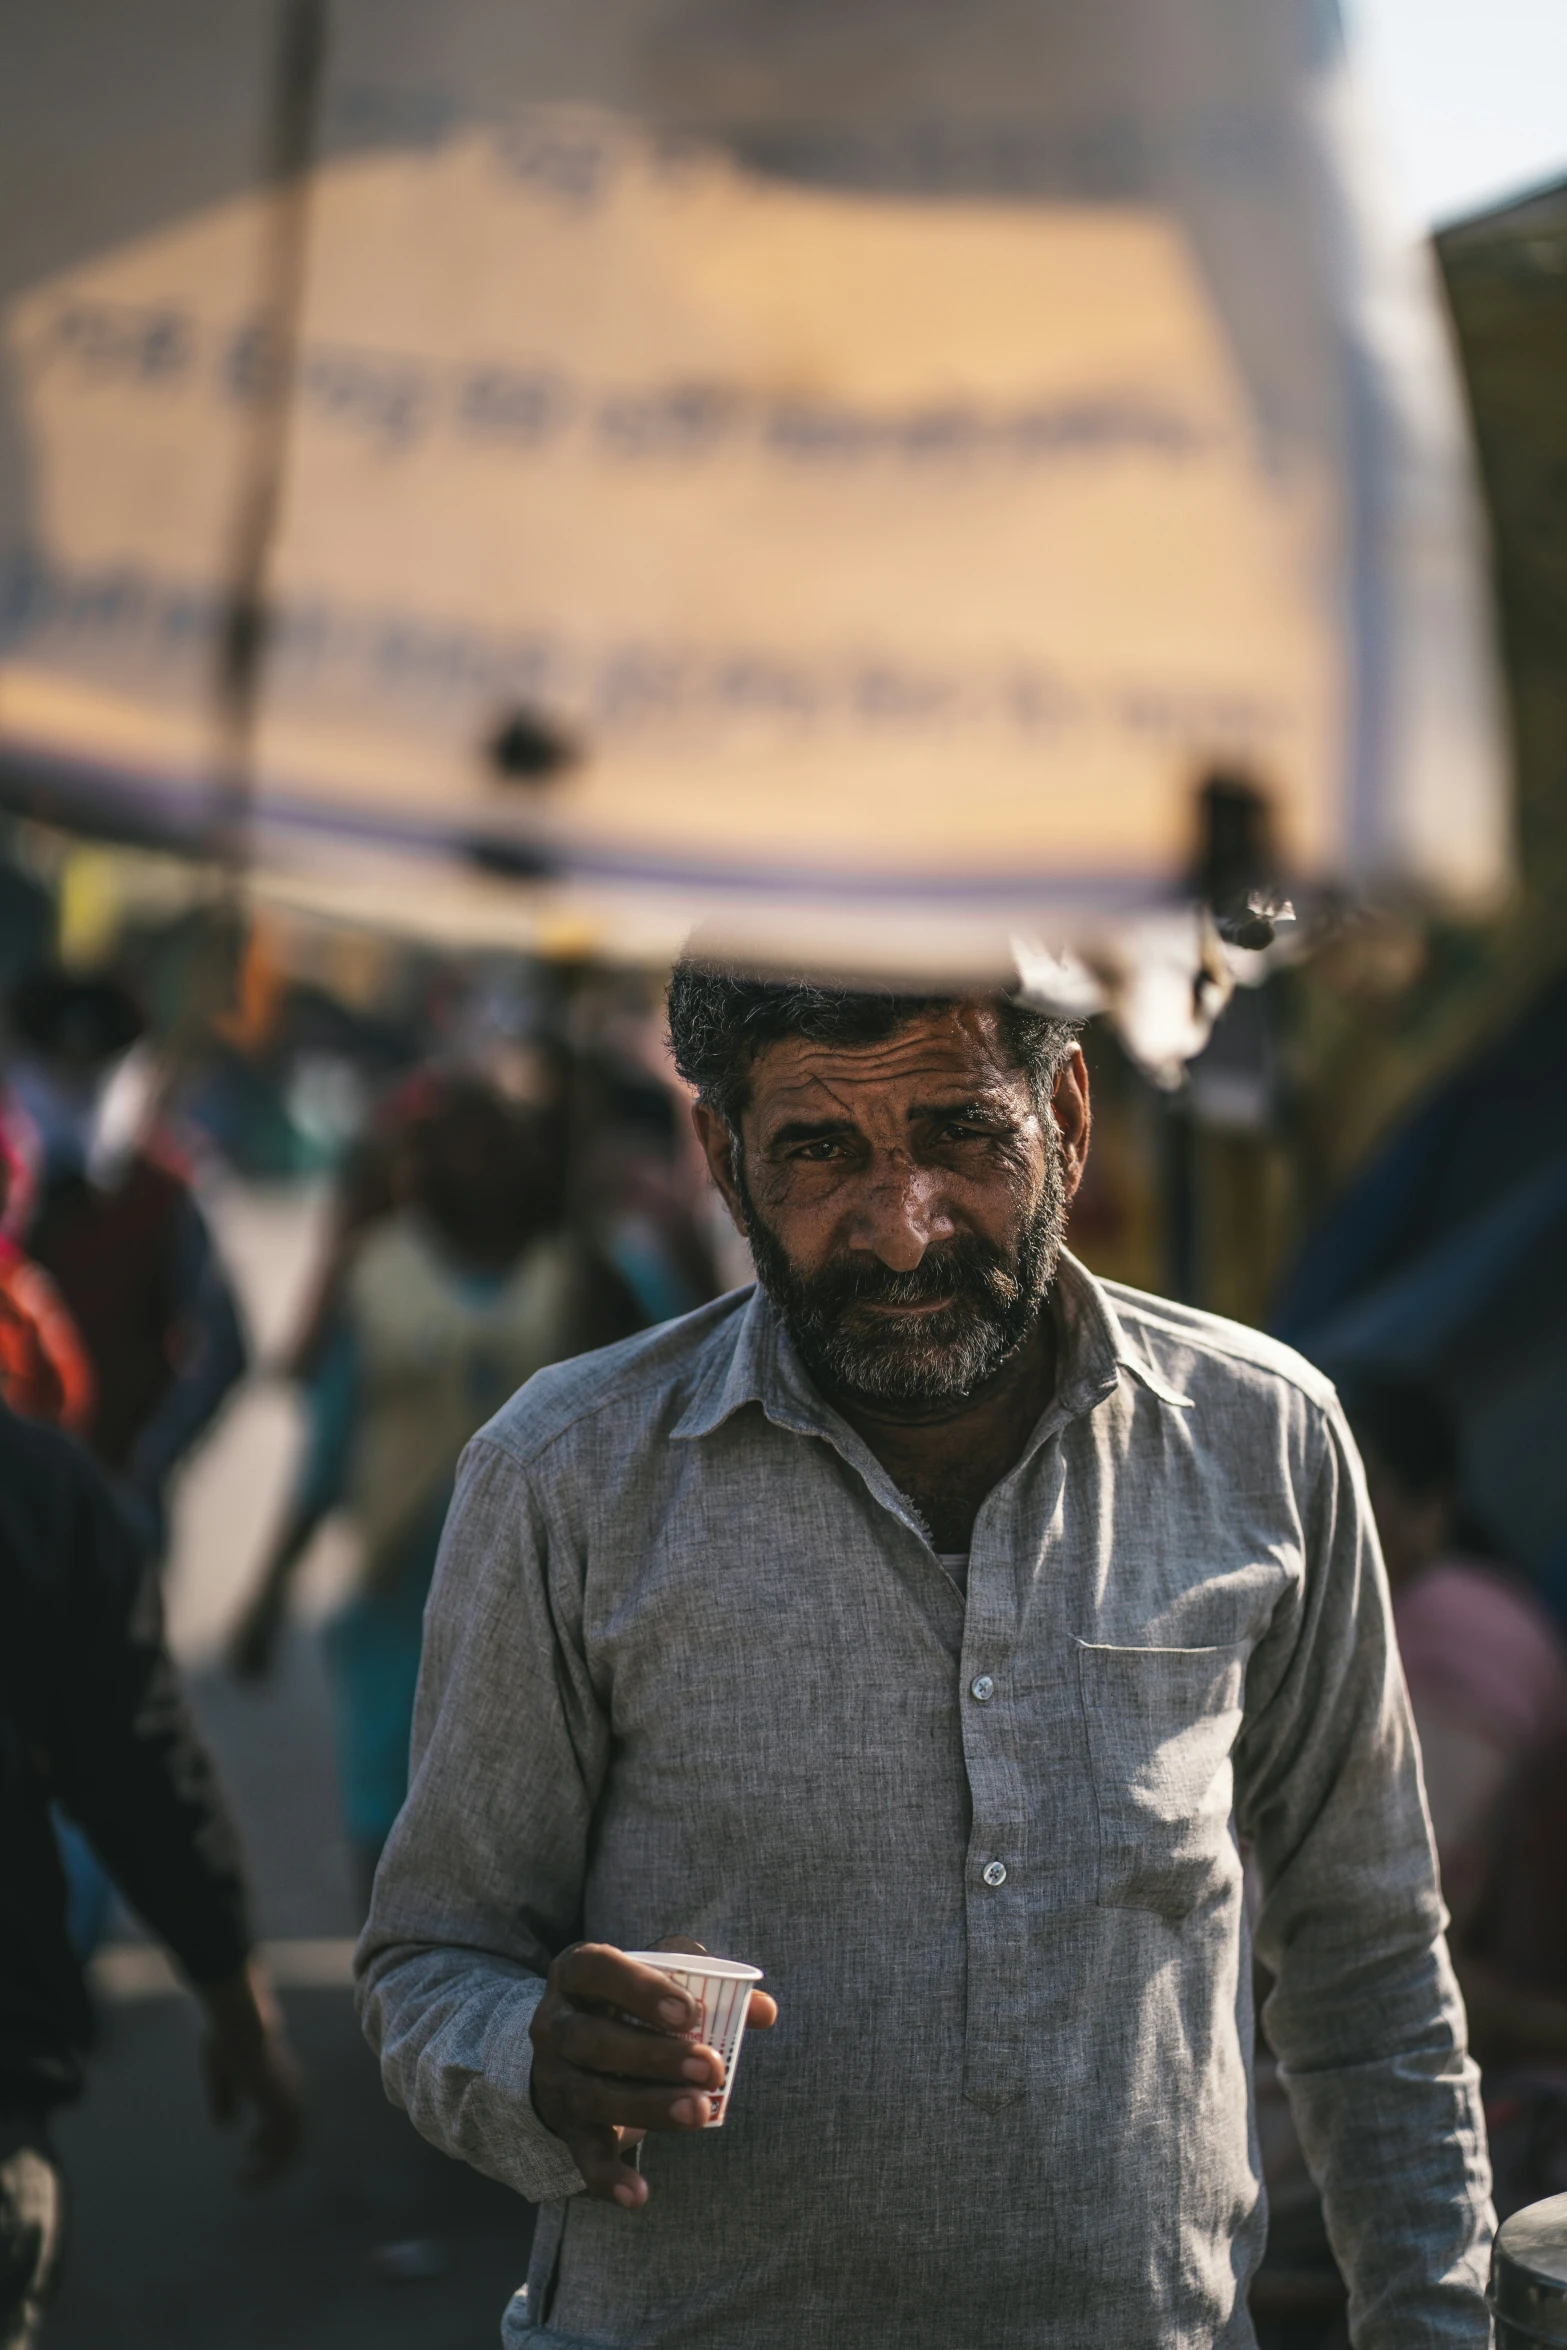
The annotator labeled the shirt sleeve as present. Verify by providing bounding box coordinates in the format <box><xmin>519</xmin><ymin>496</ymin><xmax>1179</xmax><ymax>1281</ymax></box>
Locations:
<box><xmin>354</xmin><ymin>1435</ymin><xmax>607</xmax><ymax>2205</ymax></box>
<box><xmin>49</xmin><ymin>1447</ymin><xmax>252</xmax><ymax>1987</ymax></box>
<box><xmin>1235</xmin><ymin>1395</ymin><xmax>1493</xmax><ymax>2348</ymax></box>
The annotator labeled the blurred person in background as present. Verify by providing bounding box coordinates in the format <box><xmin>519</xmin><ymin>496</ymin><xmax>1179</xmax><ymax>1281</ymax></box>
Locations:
<box><xmin>576</xmin><ymin>1043</ymin><xmax>729</xmax><ymax>1327</ymax></box>
<box><xmin>228</xmin><ymin>1073</ymin><xmax>592</xmax><ymax>1906</ymax></box>
<box><xmin>1254</xmin><ymin>1374</ymin><xmax>1567</xmax><ymax>2339</ymax></box>
<box><xmin>0</xmin><ymin>1132</ymin><xmax>101</xmax><ymax>1961</ymax></box>
<box><xmin>1349</xmin><ymin>1376</ymin><xmax>1567</xmax><ymax>2212</ymax></box>
<box><xmin>468</xmin><ymin>996</ymin><xmax>724</xmax><ymax>1342</ymax></box>
<box><xmin>223</xmin><ymin>1110</ymin><xmax>407</xmax><ymax>1671</ymax></box>
<box><xmin>1</xmin><ymin>1398</ymin><xmax>301</xmax><ymax>2349</ymax></box>
<box><xmin>1348</xmin><ymin>1376</ymin><xmax>1567</xmax><ymax>1968</ymax></box>
<box><xmin>3</xmin><ymin>967</ymin><xmax>250</xmax><ymax>1974</ymax></box>
<box><xmin>1</xmin><ymin>969</ymin><xmax>246</xmax><ymax>1557</ymax></box>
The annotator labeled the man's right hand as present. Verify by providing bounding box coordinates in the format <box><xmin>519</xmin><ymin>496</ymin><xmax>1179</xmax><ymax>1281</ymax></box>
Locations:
<box><xmin>529</xmin><ymin>1942</ymin><xmax>778</xmax><ymax>2209</ymax></box>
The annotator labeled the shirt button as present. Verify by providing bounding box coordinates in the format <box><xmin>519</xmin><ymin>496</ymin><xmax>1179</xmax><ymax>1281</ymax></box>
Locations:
<box><xmin>970</xmin><ymin>1674</ymin><xmax>995</xmax><ymax>1703</ymax></box>
<box><xmin>982</xmin><ymin>1860</ymin><xmax>1008</xmax><ymax>1888</ymax></box>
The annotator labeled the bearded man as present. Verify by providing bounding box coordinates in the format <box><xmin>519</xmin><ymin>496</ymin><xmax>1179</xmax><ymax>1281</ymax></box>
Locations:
<box><xmin>356</xmin><ymin>967</ymin><xmax>1492</xmax><ymax>2349</ymax></box>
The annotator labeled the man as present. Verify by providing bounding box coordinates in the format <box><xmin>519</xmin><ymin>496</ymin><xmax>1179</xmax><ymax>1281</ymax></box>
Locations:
<box><xmin>4</xmin><ymin>969</ymin><xmax>246</xmax><ymax>1553</ymax></box>
<box><xmin>357</xmin><ymin>969</ymin><xmax>1492</xmax><ymax>2348</ymax></box>
<box><xmin>1</xmin><ymin>1400</ymin><xmax>301</xmax><ymax>2346</ymax></box>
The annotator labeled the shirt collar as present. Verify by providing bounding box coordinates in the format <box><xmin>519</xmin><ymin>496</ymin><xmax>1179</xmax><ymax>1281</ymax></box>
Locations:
<box><xmin>1056</xmin><ymin>1252</ymin><xmax>1195</xmax><ymax>1413</ymax></box>
<box><xmin>672</xmin><ymin>1282</ymin><xmax>824</xmax><ymax>1443</ymax></box>
<box><xmin>671</xmin><ymin>1248</ymin><xmax>1191</xmax><ymax>1449</ymax></box>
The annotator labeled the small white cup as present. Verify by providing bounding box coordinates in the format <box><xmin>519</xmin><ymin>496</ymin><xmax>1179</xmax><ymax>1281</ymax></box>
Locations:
<box><xmin>622</xmin><ymin>1952</ymin><xmax>764</xmax><ymax>2128</ymax></box>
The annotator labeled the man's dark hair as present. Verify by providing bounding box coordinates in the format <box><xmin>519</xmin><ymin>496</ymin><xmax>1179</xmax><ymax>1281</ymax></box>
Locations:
<box><xmin>666</xmin><ymin>962</ymin><xmax>1077</xmax><ymax>1129</ymax></box>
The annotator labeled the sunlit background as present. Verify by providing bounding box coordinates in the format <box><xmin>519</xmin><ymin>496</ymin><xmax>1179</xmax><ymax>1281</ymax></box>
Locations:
<box><xmin>1</xmin><ymin>2</ymin><xmax>1564</xmax><ymax>2344</ymax></box>
<box><xmin>1348</xmin><ymin>0</ymin><xmax>1567</xmax><ymax>227</ymax></box>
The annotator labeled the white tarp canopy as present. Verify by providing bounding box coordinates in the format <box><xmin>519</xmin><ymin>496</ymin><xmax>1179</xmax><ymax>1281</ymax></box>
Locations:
<box><xmin>0</xmin><ymin>0</ymin><xmax>1508</xmax><ymax>1030</ymax></box>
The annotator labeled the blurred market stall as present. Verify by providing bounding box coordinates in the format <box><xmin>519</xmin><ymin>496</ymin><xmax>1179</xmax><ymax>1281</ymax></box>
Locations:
<box><xmin>0</xmin><ymin>0</ymin><xmax>1508</xmax><ymax>1072</ymax></box>
<box><xmin>1265</xmin><ymin>171</ymin><xmax>1567</xmax><ymax>1600</ymax></box>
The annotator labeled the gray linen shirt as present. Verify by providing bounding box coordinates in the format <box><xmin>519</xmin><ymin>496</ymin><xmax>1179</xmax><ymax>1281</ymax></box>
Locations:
<box><xmin>356</xmin><ymin>1255</ymin><xmax>1493</xmax><ymax>2350</ymax></box>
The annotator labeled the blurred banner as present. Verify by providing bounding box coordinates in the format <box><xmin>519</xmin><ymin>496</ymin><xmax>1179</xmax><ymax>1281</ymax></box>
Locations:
<box><xmin>0</xmin><ymin>0</ymin><xmax>1507</xmax><ymax>1007</ymax></box>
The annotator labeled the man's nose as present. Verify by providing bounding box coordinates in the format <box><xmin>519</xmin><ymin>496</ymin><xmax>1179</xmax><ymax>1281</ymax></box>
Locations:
<box><xmin>850</xmin><ymin>1159</ymin><xmax>954</xmax><ymax>1272</ymax></box>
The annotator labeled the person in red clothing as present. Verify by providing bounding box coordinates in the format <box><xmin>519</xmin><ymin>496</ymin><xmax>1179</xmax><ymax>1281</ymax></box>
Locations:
<box><xmin>0</xmin><ymin>1118</ymin><xmax>91</xmax><ymax>1433</ymax></box>
<box><xmin>0</xmin><ymin>1238</ymin><xmax>91</xmax><ymax>1434</ymax></box>
<box><xmin>2</xmin><ymin>970</ymin><xmax>246</xmax><ymax>1554</ymax></box>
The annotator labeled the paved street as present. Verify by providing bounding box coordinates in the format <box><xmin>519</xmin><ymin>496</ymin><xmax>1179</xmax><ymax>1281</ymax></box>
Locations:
<box><xmin>46</xmin><ymin>1181</ymin><xmax>535</xmax><ymax>2349</ymax></box>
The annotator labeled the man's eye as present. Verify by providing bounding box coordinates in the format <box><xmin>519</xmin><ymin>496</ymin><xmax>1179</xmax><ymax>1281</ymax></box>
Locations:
<box><xmin>935</xmin><ymin>1123</ymin><xmax>990</xmax><ymax>1143</ymax></box>
<box><xmin>793</xmin><ymin>1139</ymin><xmax>847</xmax><ymax>1162</ymax></box>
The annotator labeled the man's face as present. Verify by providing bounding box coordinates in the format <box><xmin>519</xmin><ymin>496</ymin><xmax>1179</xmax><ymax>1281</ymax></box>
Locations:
<box><xmin>694</xmin><ymin>1003</ymin><xmax>1090</xmax><ymax>1408</ymax></box>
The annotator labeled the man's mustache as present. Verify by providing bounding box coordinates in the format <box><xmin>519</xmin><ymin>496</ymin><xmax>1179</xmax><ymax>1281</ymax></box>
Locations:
<box><xmin>801</xmin><ymin>1235</ymin><xmax>1020</xmax><ymax>1315</ymax></box>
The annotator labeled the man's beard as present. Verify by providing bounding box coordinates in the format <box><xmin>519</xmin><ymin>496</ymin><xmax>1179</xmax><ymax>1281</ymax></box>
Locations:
<box><xmin>738</xmin><ymin>1137</ymin><xmax>1066</xmax><ymax>1409</ymax></box>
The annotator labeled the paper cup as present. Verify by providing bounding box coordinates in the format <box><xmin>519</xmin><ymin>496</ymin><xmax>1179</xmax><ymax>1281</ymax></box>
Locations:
<box><xmin>622</xmin><ymin>1952</ymin><xmax>763</xmax><ymax>2127</ymax></box>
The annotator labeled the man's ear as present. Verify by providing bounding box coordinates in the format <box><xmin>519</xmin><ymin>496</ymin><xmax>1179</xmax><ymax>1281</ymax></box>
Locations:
<box><xmin>691</xmin><ymin>1102</ymin><xmax>747</xmax><ymax>1233</ymax></box>
<box><xmin>1051</xmin><ymin>1045</ymin><xmax>1091</xmax><ymax>1210</ymax></box>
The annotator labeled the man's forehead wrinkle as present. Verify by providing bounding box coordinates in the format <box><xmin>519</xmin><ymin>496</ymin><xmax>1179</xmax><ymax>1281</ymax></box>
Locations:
<box><xmin>759</xmin><ymin>1034</ymin><xmax>1016</xmax><ymax>1099</ymax></box>
<box><xmin>766</xmin><ymin>1071</ymin><xmax>868</xmax><ymax>1125</ymax></box>
<box><xmin>913</xmin><ymin>1094</ymin><xmax>1028</xmax><ymax>1124</ymax></box>
<box><xmin>790</xmin><ymin>1050</ymin><xmax>1008</xmax><ymax>1087</ymax></box>
<box><xmin>760</xmin><ymin>1065</ymin><xmax>1022</xmax><ymax>1130</ymax></box>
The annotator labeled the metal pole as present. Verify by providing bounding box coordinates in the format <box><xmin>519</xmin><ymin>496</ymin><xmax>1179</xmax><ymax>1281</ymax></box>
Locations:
<box><xmin>190</xmin><ymin>0</ymin><xmax>327</xmax><ymax>1036</ymax></box>
<box><xmin>212</xmin><ymin>0</ymin><xmax>327</xmax><ymax>851</ymax></box>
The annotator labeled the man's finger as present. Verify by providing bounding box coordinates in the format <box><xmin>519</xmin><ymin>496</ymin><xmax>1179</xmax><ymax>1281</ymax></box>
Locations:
<box><xmin>555</xmin><ymin>2011</ymin><xmax>724</xmax><ymax>2084</ymax></box>
<box><xmin>555</xmin><ymin>1943</ymin><xmax>700</xmax><ymax>2032</ymax></box>
<box><xmin>644</xmin><ymin>1939</ymin><xmax>776</xmax><ymax>2034</ymax></box>
<box><xmin>566</xmin><ymin>2124</ymin><xmax>651</xmax><ymax>2210</ymax></box>
<box><xmin>543</xmin><ymin>2062</ymin><xmax>713</xmax><ymax>2134</ymax></box>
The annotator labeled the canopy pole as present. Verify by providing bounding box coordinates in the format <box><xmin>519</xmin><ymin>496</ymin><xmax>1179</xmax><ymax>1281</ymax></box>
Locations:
<box><xmin>185</xmin><ymin>0</ymin><xmax>328</xmax><ymax>1044</ymax></box>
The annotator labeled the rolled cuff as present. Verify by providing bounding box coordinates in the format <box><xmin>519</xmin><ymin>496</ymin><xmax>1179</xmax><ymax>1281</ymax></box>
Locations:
<box><xmin>357</xmin><ymin>1945</ymin><xmax>587</xmax><ymax>2207</ymax></box>
<box><xmin>478</xmin><ymin>1975</ymin><xmax>591</xmax><ymax>2206</ymax></box>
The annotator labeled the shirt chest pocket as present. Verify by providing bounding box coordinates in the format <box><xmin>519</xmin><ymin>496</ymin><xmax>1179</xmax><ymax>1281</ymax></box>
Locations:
<box><xmin>1075</xmin><ymin>1639</ymin><xmax>1247</xmax><ymax>1921</ymax></box>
